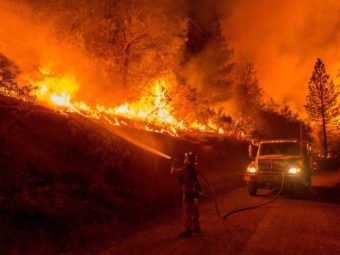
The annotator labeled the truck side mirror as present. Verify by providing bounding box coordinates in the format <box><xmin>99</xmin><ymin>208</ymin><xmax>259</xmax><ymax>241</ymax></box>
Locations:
<box><xmin>248</xmin><ymin>144</ymin><xmax>258</xmax><ymax>159</ymax></box>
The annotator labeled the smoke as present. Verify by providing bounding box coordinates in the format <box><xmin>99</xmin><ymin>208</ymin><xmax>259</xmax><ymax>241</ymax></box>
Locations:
<box><xmin>0</xmin><ymin>1</ymin><xmax>118</xmax><ymax>105</ymax></box>
<box><xmin>222</xmin><ymin>0</ymin><xmax>340</xmax><ymax>114</ymax></box>
<box><xmin>181</xmin><ymin>0</ymin><xmax>235</xmax><ymax>104</ymax></box>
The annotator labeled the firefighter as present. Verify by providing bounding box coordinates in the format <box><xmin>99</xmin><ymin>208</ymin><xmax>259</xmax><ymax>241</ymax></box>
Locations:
<box><xmin>171</xmin><ymin>152</ymin><xmax>202</xmax><ymax>238</ymax></box>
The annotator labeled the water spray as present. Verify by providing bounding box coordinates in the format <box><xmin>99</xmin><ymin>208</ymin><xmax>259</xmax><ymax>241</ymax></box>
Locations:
<box><xmin>92</xmin><ymin>118</ymin><xmax>171</xmax><ymax>160</ymax></box>
<box><xmin>112</xmin><ymin>130</ymin><xmax>172</xmax><ymax>160</ymax></box>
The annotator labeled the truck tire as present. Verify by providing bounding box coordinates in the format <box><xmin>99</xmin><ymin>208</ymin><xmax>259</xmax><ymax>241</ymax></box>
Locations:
<box><xmin>248</xmin><ymin>182</ymin><xmax>258</xmax><ymax>196</ymax></box>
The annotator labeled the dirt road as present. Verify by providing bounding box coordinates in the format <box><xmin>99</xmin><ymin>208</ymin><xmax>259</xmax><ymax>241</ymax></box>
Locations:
<box><xmin>102</xmin><ymin>170</ymin><xmax>340</xmax><ymax>255</ymax></box>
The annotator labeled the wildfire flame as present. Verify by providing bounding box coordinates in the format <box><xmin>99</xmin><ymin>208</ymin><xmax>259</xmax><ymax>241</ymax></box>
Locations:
<box><xmin>29</xmin><ymin>68</ymin><xmax>224</xmax><ymax>136</ymax></box>
<box><xmin>113</xmin><ymin>80</ymin><xmax>178</xmax><ymax>125</ymax></box>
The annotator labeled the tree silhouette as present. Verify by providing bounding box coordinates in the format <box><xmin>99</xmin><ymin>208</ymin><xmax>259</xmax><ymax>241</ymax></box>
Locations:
<box><xmin>233</xmin><ymin>63</ymin><xmax>263</xmax><ymax>138</ymax></box>
<box><xmin>305</xmin><ymin>58</ymin><xmax>339</xmax><ymax>157</ymax></box>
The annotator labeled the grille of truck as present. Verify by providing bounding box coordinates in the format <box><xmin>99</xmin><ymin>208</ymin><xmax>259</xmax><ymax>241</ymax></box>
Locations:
<box><xmin>258</xmin><ymin>159</ymin><xmax>286</xmax><ymax>173</ymax></box>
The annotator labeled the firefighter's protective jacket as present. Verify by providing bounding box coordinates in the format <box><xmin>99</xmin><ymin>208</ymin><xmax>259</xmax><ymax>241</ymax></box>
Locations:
<box><xmin>171</xmin><ymin>164</ymin><xmax>201</xmax><ymax>202</ymax></box>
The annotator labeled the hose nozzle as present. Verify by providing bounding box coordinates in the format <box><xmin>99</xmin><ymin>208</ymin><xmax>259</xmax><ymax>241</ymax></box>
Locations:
<box><xmin>170</xmin><ymin>157</ymin><xmax>180</xmax><ymax>168</ymax></box>
<box><xmin>170</xmin><ymin>157</ymin><xmax>180</xmax><ymax>162</ymax></box>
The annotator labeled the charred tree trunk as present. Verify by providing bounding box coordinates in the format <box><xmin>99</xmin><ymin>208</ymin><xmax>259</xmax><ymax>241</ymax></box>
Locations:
<box><xmin>239</xmin><ymin>108</ymin><xmax>245</xmax><ymax>140</ymax></box>
<box><xmin>321</xmin><ymin>116</ymin><xmax>328</xmax><ymax>158</ymax></box>
<box><xmin>122</xmin><ymin>30</ymin><xmax>149</xmax><ymax>87</ymax></box>
<box><xmin>320</xmin><ymin>85</ymin><xmax>328</xmax><ymax>158</ymax></box>
<box><xmin>122</xmin><ymin>51</ymin><xmax>130</xmax><ymax>87</ymax></box>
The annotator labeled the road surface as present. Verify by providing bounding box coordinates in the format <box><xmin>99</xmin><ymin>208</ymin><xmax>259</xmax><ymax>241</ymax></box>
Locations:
<box><xmin>101</xmin><ymin>170</ymin><xmax>340</xmax><ymax>255</ymax></box>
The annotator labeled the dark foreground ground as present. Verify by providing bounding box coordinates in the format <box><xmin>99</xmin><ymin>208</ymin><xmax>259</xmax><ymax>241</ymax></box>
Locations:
<box><xmin>103</xmin><ymin>169</ymin><xmax>340</xmax><ymax>255</ymax></box>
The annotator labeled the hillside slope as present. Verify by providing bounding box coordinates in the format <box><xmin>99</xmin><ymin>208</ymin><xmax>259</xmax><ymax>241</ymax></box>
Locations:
<box><xmin>0</xmin><ymin>95</ymin><xmax>248</xmax><ymax>254</ymax></box>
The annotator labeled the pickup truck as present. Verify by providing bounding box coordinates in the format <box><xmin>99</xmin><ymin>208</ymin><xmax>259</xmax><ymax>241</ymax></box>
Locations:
<box><xmin>244</xmin><ymin>140</ymin><xmax>312</xmax><ymax>196</ymax></box>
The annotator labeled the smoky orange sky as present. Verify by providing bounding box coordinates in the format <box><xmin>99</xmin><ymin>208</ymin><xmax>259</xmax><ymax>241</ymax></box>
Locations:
<box><xmin>0</xmin><ymin>1</ymin><xmax>117</xmax><ymax>105</ymax></box>
<box><xmin>223</xmin><ymin>0</ymin><xmax>340</xmax><ymax>114</ymax></box>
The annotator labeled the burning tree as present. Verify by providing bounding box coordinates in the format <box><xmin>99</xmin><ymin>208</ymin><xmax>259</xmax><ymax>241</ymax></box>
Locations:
<box><xmin>27</xmin><ymin>0</ymin><xmax>188</xmax><ymax>101</ymax></box>
<box><xmin>71</xmin><ymin>0</ymin><xmax>186</xmax><ymax>92</ymax></box>
<box><xmin>233</xmin><ymin>63</ymin><xmax>263</xmax><ymax>138</ymax></box>
<box><xmin>305</xmin><ymin>58</ymin><xmax>339</xmax><ymax>157</ymax></box>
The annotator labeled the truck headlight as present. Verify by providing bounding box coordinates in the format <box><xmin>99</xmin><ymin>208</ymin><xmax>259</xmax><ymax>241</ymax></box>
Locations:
<box><xmin>288</xmin><ymin>167</ymin><xmax>300</xmax><ymax>174</ymax></box>
<box><xmin>247</xmin><ymin>166</ymin><xmax>257</xmax><ymax>173</ymax></box>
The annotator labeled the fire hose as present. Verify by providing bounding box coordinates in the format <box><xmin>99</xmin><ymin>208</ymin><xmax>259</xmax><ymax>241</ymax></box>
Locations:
<box><xmin>199</xmin><ymin>172</ymin><xmax>286</xmax><ymax>221</ymax></box>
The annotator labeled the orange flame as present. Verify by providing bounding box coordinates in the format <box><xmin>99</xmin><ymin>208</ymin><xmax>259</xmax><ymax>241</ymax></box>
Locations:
<box><xmin>29</xmin><ymin>68</ymin><xmax>224</xmax><ymax>136</ymax></box>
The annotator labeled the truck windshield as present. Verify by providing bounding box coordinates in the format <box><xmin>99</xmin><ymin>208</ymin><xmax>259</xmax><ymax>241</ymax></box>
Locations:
<box><xmin>258</xmin><ymin>142</ymin><xmax>300</xmax><ymax>156</ymax></box>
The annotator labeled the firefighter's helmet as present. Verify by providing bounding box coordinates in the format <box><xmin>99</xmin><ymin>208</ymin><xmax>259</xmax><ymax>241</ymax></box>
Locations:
<box><xmin>184</xmin><ymin>152</ymin><xmax>197</xmax><ymax>165</ymax></box>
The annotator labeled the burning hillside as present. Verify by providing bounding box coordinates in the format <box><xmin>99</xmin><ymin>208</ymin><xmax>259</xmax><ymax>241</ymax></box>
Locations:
<box><xmin>28</xmin><ymin>69</ymin><xmax>226</xmax><ymax>136</ymax></box>
<box><xmin>0</xmin><ymin>0</ymin><xmax>241</xmax><ymax>139</ymax></box>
